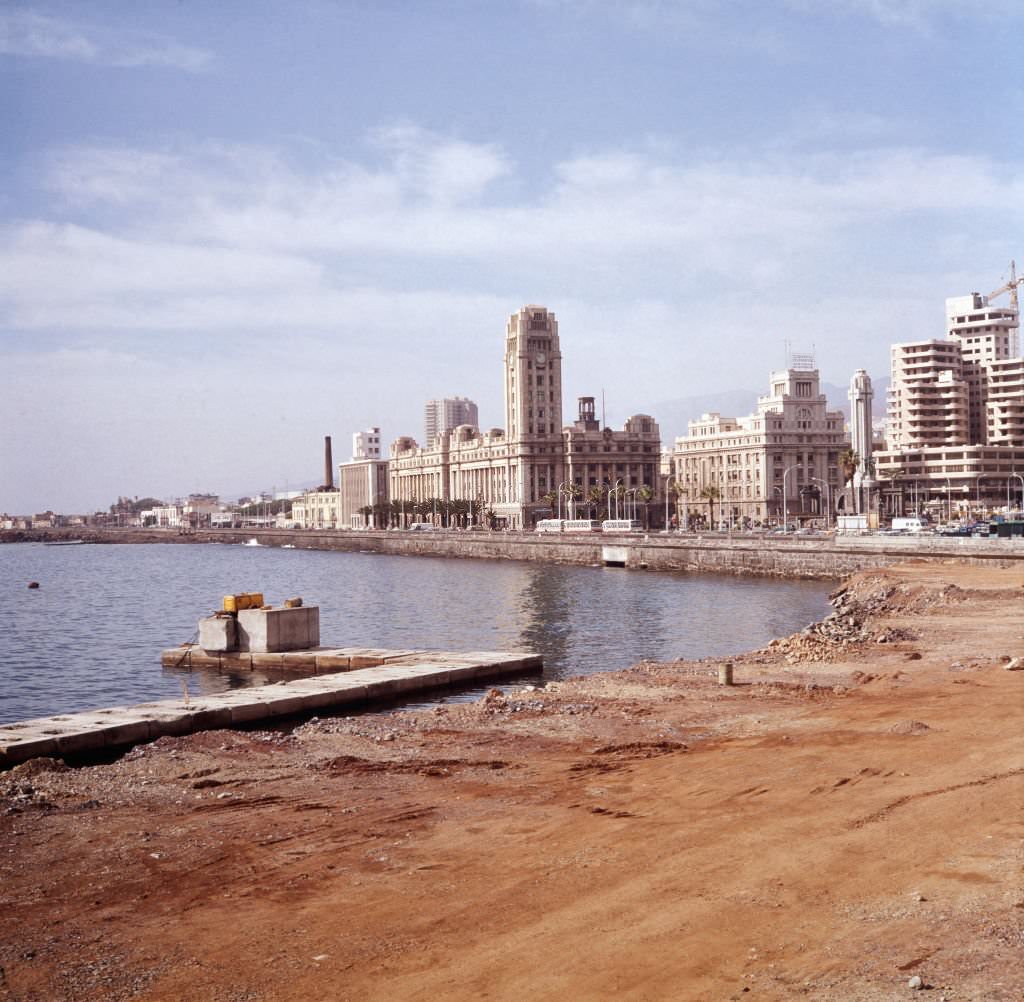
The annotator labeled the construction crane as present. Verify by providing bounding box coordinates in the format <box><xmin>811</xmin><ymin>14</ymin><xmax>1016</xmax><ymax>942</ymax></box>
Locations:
<box><xmin>988</xmin><ymin>259</ymin><xmax>1023</xmax><ymax>310</ymax></box>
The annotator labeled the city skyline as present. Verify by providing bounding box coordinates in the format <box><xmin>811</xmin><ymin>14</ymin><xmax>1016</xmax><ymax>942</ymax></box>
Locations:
<box><xmin>2</xmin><ymin>1</ymin><xmax>1022</xmax><ymax>513</ymax></box>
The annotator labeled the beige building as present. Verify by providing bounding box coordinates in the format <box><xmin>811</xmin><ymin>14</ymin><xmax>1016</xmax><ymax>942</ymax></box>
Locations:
<box><xmin>390</xmin><ymin>305</ymin><xmax>663</xmax><ymax>528</ymax></box>
<box><xmin>672</xmin><ymin>365</ymin><xmax>847</xmax><ymax>527</ymax></box>
<box><xmin>338</xmin><ymin>458</ymin><xmax>389</xmax><ymax>528</ymax></box>
<box><xmin>564</xmin><ymin>398</ymin><xmax>660</xmax><ymax>516</ymax></box>
<box><xmin>291</xmin><ymin>489</ymin><xmax>341</xmax><ymax>529</ymax></box>
<box><xmin>876</xmin><ymin>288</ymin><xmax>1024</xmax><ymax>515</ymax></box>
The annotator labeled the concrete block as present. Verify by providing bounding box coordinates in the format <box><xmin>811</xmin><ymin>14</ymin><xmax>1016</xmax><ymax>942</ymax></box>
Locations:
<box><xmin>161</xmin><ymin>647</ymin><xmax>193</xmax><ymax>667</ymax></box>
<box><xmin>249</xmin><ymin>653</ymin><xmax>285</xmax><ymax>670</ymax></box>
<box><xmin>188</xmin><ymin>650</ymin><xmax>222</xmax><ymax>669</ymax></box>
<box><xmin>446</xmin><ymin>664</ymin><xmax>479</xmax><ymax>683</ymax></box>
<box><xmin>186</xmin><ymin>703</ymin><xmax>234</xmax><ymax>731</ymax></box>
<box><xmin>281</xmin><ymin>651</ymin><xmax>318</xmax><ymax>671</ymax></box>
<box><xmin>261</xmin><ymin>693</ymin><xmax>308</xmax><ymax>717</ymax></box>
<box><xmin>315</xmin><ymin>653</ymin><xmax>351</xmax><ymax>671</ymax></box>
<box><xmin>228</xmin><ymin>699</ymin><xmax>275</xmax><ymax>724</ymax></box>
<box><xmin>351</xmin><ymin>654</ymin><xmax>387</xmax><ymax>668</ymax></box>
<box><xmin>138</xmin><ymin>707</ymin><xmax>194</xmax><ymax>737</ymax></box>
<box><xmin>198</xmin><ymin>615</ymin><xmax>237</xmax><ymax>653</ymax></box>
<box><xmin>237</xmin><ymin>606</ymin><xmax>321</xmax><ymax>653</ymax></box>
<box><xmin>0</xmin><ymin>730</ymin><xmax>60</xmax><ymax>766</ymax></box>
<box><xmin>220</xmin><ymin>652</ymin><xmax>254</xmax><ymax>670</ymax></box>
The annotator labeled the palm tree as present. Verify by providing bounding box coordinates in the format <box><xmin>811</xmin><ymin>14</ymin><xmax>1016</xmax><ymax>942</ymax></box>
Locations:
<box><xmin>358</xmin><ymin>504</ymin><xmax>373</xmax><ymax>528</ymax></box>
<box><xmin>838</xmin><ymin>448</ymin><xmax>860</xmax><ymax>486</ymax></box>
<box><xmin>699</xmin><ymin>484</ymin><xmax>721</xmax><ymax>530</ymax></box>
<box><xmin>586</xmin><ymin>485</ymin><xmax>605</xmax><ymax>520</ymax></box>
<box><xmin>671</xmin><ymin>482</ymin><xmax>688</xmax><ymax>529</ymax></box>
<box><xmin>637</xmin><ymin>484</ymin><xmax>653</xmax><ymax>529</ymax></box>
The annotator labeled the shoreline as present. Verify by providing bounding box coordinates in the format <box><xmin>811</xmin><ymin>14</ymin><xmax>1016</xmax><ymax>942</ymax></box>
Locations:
<box><xmin>7</xmin><ymin>525</ymin><xmax>1024</xmax><ymax>580</ymax></box>
<box><xmin>2</xmin><ymin>561</ymin><xmax>1023</xmax><ymax>999</ymax></box>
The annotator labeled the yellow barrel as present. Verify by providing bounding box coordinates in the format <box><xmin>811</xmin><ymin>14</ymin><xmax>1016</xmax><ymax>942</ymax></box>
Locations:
<box><xmin>223</xmin><ymin>592</ymin><xmax>265</xmax><ymax>613</ymax></box>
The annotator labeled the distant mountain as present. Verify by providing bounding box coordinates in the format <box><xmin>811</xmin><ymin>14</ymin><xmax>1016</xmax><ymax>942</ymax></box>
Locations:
<box><xmin>644</xmin><ymin>378</ymin><xmax>889</xmax><ymax>440</ymax></box>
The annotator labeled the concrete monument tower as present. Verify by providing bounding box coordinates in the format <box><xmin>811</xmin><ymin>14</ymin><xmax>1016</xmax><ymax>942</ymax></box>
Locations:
<box><xmin>848</xmin><ymin>369</ymin><xmax>875</xmax><ymax>513</ymax></box>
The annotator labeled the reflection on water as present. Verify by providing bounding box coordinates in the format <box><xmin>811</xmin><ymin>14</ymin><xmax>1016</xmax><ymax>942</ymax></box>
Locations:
<box><xmin>0</xmin><ymin>542</ymin><xmax>831</xmax><ymax>722</ymax></box>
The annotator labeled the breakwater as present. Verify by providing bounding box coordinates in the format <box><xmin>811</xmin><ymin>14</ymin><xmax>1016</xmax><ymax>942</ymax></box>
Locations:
<box><xmin>7</xmin><ymin>526</ymin><xmax>1024</xmax><ymax>579</ymax></box>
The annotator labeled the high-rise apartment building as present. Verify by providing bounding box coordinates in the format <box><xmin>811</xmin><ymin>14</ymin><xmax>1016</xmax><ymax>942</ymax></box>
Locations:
<box><xmin>877</xmin><ymin>287</ymin><xmax>1024</xmax><ymax>515</ymax></box>
<box><xmin>424</xmin><ymin>398</ymin><xmax>478</xmax><ymax>445</ymax></box>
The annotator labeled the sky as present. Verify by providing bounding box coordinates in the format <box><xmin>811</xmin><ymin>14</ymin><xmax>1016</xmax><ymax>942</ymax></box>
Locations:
<box><xmin>2</xmin><ymin>0</ymin><xmax>1022</xmax><ymax>514</ymax></box>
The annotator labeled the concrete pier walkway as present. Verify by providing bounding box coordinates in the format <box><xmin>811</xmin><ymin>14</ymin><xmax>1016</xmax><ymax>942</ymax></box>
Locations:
<box><xmin>0</xmin><ymin>649</ymin><xmax>541</xmax><ymax>769</ymax></box>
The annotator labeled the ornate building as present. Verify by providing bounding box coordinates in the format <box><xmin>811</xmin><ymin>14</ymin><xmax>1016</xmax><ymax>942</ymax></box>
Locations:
<box><xmin>390</xmin><ymin>305</ymin><xmax>662</xmax><ymax>528</ymax></box>
<box><xmin>672</xmin><ymin>364</ymin><xmax>848</xmax><ymax>527</ymax></box>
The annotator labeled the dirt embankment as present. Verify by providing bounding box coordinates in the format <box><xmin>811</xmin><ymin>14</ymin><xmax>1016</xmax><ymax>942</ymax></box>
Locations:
<box><xmin>2</xmin><ymin>563</ymin><xmax>1023</xmax><ymax>1001</ymax></box>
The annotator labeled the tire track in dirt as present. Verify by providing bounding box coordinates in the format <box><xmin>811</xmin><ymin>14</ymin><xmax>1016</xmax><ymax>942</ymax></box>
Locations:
<box><xmin>849</xmin><ymin>767</ymin><xmax>1024</xmax><ymax>828</ymax></box>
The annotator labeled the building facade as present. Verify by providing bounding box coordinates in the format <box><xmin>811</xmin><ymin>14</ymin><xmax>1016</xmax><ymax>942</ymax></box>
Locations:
<box><xmin>290</xmin><ymin>489</ymin><xmax>341</xmax><ymax>529</ymax></box>
<box><xmin>672</xmin><ymin>365</ymin><xmax>848</xmax><ymax>527</ymax></box>
<box><xmin>352</xmin><ymin>427</ymin><xmax>382</xmax><ymax>461</ymax></box>
<box><xmin>338</xmin><ymin>458</ymin><xmax>390</xmax><ymax>527</ymax></box>
<box><xmin>390</xmin><ymin>305</ymin><xmax>663</xmax><ymax>529</ymax></box>
<box><xmin>876</xmin><ymin>289</ymin><xmax>1024</xmax><ymax>516</ymax></box>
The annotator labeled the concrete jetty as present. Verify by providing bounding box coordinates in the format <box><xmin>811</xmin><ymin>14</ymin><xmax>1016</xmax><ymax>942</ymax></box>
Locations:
<box><xmin>0</xmin><ymin>648</ymin><xmax>542</xmax><ymax>769</ymax></box>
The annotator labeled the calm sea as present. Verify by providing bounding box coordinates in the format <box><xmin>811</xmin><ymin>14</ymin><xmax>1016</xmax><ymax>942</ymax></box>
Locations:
<box><xmin>0</xmin><ymin>542</ymin><xmax>831</xmax><ymax>723</ymax></box>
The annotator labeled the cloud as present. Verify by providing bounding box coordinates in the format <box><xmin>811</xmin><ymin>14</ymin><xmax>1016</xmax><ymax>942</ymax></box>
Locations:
<box><xmin>0</xmin><ymin>10</ymin><xmax>211</xmax><ymax>71</ymax></box>
<box><xmin>2</xmin><ymin>132</ymin><xmax>1021</xmax><ymax>343</ymax></box>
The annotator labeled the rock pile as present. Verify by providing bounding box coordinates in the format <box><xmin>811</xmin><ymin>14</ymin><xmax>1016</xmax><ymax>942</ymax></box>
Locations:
<box><xmin>761</xmin><ymin>574</ymin><xmax>921</xmax><ymax>665</ymax></box>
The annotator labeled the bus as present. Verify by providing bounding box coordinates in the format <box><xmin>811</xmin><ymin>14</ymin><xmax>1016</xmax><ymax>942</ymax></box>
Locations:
<box><xmin>601</xmin><ymin>519</ymin><xmax>642</xmax><ymax>533</ymax></box>
<box><xmin>535</xmin><ymin>519</ymin><xmax>565</xmax><ymax>533</ymax></box>
<box><xmin>563</xmin><ymin>519</ymin><xmax>601</xmax><ymax>533</ymax></box>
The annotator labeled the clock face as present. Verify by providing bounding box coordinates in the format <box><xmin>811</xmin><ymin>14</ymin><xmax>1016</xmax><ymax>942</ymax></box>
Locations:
<box><xmin>536</xmin><ymin>351</ymin><xmax>547</xmax><ymax>365</ymax></box>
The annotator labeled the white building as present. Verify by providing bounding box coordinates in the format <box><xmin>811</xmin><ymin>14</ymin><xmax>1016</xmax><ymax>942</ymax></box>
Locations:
<box><xmin>672</xmin><ymin>364</ymin><xmax>848</xmax><ymax>527</ymax></box>
<box><xmin>876</xmin><ymin>286</ymin><xmax>1024</xmax><ymax>514</ymax></box>
<box><xmin>352</xmin><ymin>427</ymin><xmax>382</xmax><ymax>460</ymax></box>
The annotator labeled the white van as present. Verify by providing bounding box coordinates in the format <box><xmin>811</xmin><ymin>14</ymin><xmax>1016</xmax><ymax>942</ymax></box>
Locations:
<box><xmin>891</xmin><ymin>517</ymin><xmax>928</xmax><ymax>533</ymax></box>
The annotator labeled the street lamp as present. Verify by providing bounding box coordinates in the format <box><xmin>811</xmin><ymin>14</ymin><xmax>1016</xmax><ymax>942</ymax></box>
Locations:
<box><xmin>1010</xmin><ymin>472</ymin><xmax>1024</xmax><ymax>515</ymax></box>
<box><xmin>945</xmin><ymin>476</ymin><xmax>952</xmax><ymax>523</ymax></box>
<box><xmin>664</xmin><ymin>476</ymin><xmax>676</xmax><ymax>531</ymax></box>
<box><xmin>557</xmin><ymin>481</ymin><xmax>567</xmax><ymax>521</ymax></box>
<box><xmin>782</xmin><ymin>466</ymin><xmax>802</xmax><ymax>533</ymax></box>
<box><xmin>612</xmin><ymin>479</ymin><xmax>623</xmax><ymax>520</ymax></box>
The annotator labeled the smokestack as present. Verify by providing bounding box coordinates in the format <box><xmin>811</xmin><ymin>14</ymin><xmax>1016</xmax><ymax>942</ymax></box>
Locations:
<box><xmin>324</xmin><ymin>435</ymin><xmax>334</xmax><ymax>489</ymax></box>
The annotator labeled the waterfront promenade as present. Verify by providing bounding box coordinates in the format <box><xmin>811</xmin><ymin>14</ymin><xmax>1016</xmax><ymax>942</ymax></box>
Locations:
<box><xmin>7</xmin><ymin>525</ymin><xmax>1024</xmax><ymax>579</ymax></box>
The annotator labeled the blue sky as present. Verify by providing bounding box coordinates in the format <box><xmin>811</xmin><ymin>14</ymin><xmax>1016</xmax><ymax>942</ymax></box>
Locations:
<box><xmin>2</xmin><ymin>0</ymin><xmax>1022</xmax><ymax>513</ymax></box>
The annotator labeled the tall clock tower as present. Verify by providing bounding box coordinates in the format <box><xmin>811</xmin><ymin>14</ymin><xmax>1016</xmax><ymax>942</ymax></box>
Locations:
<box><xmin>503</xmin><ymin>306</ymin><xmax>565</xmax><ymax>520</ymax></box>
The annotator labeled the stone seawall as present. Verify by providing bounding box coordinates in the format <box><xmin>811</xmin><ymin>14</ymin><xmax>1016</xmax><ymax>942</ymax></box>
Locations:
<box><xmin>7</xmin><ymin>526</ymin><xmax>1024</xmax><ymax>579</ymax></box>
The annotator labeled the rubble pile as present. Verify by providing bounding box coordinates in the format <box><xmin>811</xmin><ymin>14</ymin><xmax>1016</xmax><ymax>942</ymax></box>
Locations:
<box><xmin>761</xmin><ymin>573</ymin><xmax>925</xmax><ymax>665</ymax></box>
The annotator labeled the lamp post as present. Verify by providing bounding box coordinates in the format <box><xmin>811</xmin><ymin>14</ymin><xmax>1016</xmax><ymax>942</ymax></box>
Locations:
<box><xmin>664</xmin><ymin>476</ymin><xmax>676</xmax><ymax>531</ymax></box>
<box><xmin>810</xmin><ymin>476</ymin><xmax>832</xmax><ymax>530</ymax></box>
<box><xmin>782</xmin><ymin>466</ymin><xmax>802</xmax><ymax>533</ymax></box>
<box><xmin>557</xmin><ymin>481</ymin><xmax>566</xmax><ymax>521</ymax></box>
<box><xmin>1011</xmin><ymin>472</ymin><xmax>1024</xmax><ymax>515</ymax></box>
<box><xmin>945</xmin><ymin>476</ymin><xmax>952</xmax><ymax>523</ymax></box>
<box><xmin>612</xmin><ymin>479</ymin><xmax>623</xmax><ymax>520</ymax></box>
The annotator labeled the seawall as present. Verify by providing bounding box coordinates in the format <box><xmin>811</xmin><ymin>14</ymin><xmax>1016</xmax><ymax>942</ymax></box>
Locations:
<box><xmin>7</xmin><ymin>526</ymin><xmax>1024</xmax><ymax>579</ymax></box>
